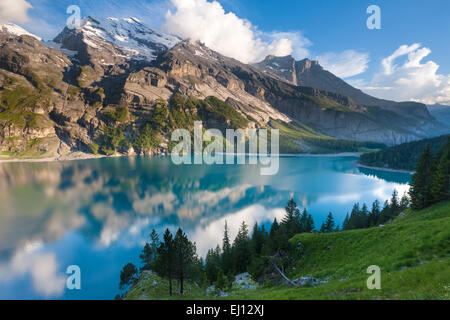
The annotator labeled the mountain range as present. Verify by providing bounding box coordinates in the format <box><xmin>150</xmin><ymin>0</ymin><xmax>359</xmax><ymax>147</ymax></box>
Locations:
<box><xmin>0</xmin><ymin>17</ymin><xmax>448</xmax><ymax>159</ymax></box>
<box><xmin>428</xmin><ymin>103</ymin><xmax>450</xmax><ymax>127</ymax></box>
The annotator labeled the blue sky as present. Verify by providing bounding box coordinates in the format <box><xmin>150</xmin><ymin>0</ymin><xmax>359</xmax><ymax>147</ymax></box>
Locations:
<box><xmin>6</xmin><ymin>0</ymin><xmax>450</xmax><ymax>104</ymax></box>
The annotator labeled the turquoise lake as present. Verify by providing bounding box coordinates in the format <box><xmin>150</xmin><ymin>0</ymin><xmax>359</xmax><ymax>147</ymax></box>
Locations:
<box><xmin>0</xmin><ymin>156</ymin><xmax>411</xmax><ymax>299</ymax></box>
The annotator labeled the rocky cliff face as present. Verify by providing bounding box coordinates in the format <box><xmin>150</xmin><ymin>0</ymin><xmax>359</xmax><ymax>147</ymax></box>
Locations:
<box><xmin>254</xmin><ymin>55</ymin><xmax>440</xmax><ymax>120</ymax></box>
<box><xmin>0</xmin><ymin>19</ymin><xmax>447</xmax><ymax>159</ymax></box>
<box><xmin>156</xmin><ymin>42</ymin><xmax>440</xmax><ymax>144</ymax></box>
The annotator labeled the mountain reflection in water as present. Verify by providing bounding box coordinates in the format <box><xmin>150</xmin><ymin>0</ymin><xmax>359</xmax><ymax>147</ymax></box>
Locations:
<box><xmin>0</xmin><ymin>156</ymin><xmax>411</xmax><ymax>299</ymax></box>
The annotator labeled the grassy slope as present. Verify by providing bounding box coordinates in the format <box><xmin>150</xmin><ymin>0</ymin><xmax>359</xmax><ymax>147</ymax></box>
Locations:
<box><xmin>126</xmin><ymin>201</ymin><xmax>449</xmax><ymax>300</ymax></box>
<box><xmin>271</xmin><ymin>120</ymin><xmax>385</xmax><ymax>154</ymax></box>
<box><xmin>126</xmin><ymin>272</ymin><xmax>209</xmax><ymax>300</ymax></box>
<box><xmin>237</xmin><ymin>201</ymin><xmax>450</xmax><ymax>300</ymax></box>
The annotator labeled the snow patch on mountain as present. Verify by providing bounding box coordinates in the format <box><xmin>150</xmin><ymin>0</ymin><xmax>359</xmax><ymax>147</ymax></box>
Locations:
<box><xmin>0</xmin><ymin>23</ymin><xmax>41</xmax><ymax>40</ymax></box>
<box><xmin>77</xmin><ymin>17</ymin><xmax>180</xmax><ymax>61</ymax></box>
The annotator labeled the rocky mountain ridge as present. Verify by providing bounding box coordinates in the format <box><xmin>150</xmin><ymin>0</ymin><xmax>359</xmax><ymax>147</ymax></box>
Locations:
<box><xmin>254</xmin><ymin>55</ymin><xmax>434</xmax><ymax>120</ymax></box>
<box><xmin>0</xmin><ymin>18</ymin><xmax>447</xmax><ymax>159</ymax></box>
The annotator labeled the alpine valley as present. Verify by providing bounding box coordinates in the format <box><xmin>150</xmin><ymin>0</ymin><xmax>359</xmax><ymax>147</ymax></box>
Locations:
<box><xmin>0</xmin><ymin>17</ymin><xmax>448</xmax><ymax>159</ymax></box>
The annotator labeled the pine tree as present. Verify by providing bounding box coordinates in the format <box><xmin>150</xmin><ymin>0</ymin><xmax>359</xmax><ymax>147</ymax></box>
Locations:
<box><xmin>400</xmin><ymin>193</ymin><xmax>410</xmax><ymax>210</ymax></box>
<box><xmin>361</xmin><ymin>204</ymin><xmax>369</xmax><ymax>228</ymax></box>
<box><xmin>320</xmin><ymin>213</ymin><xmax>335</xmax><ymax>233</ymax></box>
<box><xmin>250</xmin><ymin>223</ymin><xmax>266</xmax><ymax>256</ymax></box>
<box><xmin>140</xmin><ymin>243</ymin><xmax>152</xmax><ymax>270</ymax></box>
<box><xmin>232</xmin><ymin>221</ymin><xmax>251</xmax><ymax>273</ymax></box>
<box><xmin>119</xmin><ymin>263</ymin><xmax>138</xmax><ymax>290</ymax></box>
<box><xmin>299</xmin><ymin>209</ymin><xmax>308</xmax><ymax>233</ymax></box>
<box><xmin>155</xmin><ymin>229</ymin><xmax>175</xmax><ymax>296</ymax></box>
<box><xmin>342</xmin><ymin>213</ymin><xmax>350</xmax><ymax>230</ymax></box>
<box><xmin>409</xmin><ymin>145</ymin><xmax>435</xmax><ymax>209</ymax></box>
<box><xmin>205</xmin><ymin>246</ymin><xmax>221</xmax><ymax>283</ymax></box>
<box><xmin>378</xmin><ymin>200</ymin><xmax>390</xmax><ymax>225</ymax></box>
<box><xmin>348</xmin><ymin>203</ymin><xmax>361</xmax><ymax>229</ymax></box>
<box><xmin>174</xmin><ymin>228</ymin><xmax>197</xmax><ymax>295</ymax></box>
<box><xmin>150</xmin><ymin>229</ymin><xmax>160</xmax><ymax>254</ymax></box>
<box><xmin>390</xmin><ymin>189</ymin><xmax>399</xmax><ymax>213</ymax></box>
<box><xmin>140</xmin><ymin>229</ymin><xmax>160</xmax><ymax>270</ymax></box>
<box><xmin>430</xmin><ymin>143</ymin><xmax>450</xmax><ymax>204</ymax></box>
<box><xmin>267</xmin><ymin>218</ymin><xmax>280</xmax><ymax>252</ymax></box>
<box><xmin>305</xmin><ymin>214</ymin><xmax>315</xmax><ymax>233</ymax></box>
<box><xmin>221</xmin><ymin>221</ymin><xmax>233</xmax><ymax>274</ymax></box>
<box><xmin>369</xmin><ymin>200</ymin><xmax>381</xmax><ymax>227</ymax></box>
<box><xmin>281</xmin><ymin>198</ymin><xmax>301</xmax><ymax>237</ymax></box>
<box><xmin>216</xmin><ymin>269</ymin><xmax>226</xmax><ymax>291</ymax></box>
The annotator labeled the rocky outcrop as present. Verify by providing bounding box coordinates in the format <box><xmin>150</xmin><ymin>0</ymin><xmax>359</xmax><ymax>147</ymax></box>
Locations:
<box><xmin>254</xmin><ymin>55</ymin><xmax>447</xmax><ymax>137</ymax></box>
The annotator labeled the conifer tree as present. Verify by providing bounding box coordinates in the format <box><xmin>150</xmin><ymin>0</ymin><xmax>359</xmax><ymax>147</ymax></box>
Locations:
<box><xmin>320</xmin><ymin>212</ymin><xmax>335</xmax><ymax>233</ymax></box>
<box><xmin>232</xmin><ymin>221</ymin><xmax>251</xmax><ymax>273</ymax></box>
<box><xmin>155</xmin><ymin>229</ymin><xmax>175</xmax><ymax>296</ymax></box>
<box><xmin>430</xmin><ymin>144</ymin><xmax>450</xmax><ymax>204</ymax></box>
<box><xmin>119</xmin><ymin>263</ymin><xmax>138</xmax><ymax>290</ymax></box>
<box><xmin>377</xmin><ymin>200</ymin><xmax>390</xmax><ymax>225</ymax></box>
<box><xmin>361</xmin><ymin>204</ymin><xmax>369</xmax><ymax>228</ymax></box>
<box><xmin>348</xmin><ymin>203</ymin><xmax>361</xmax><ymax>229</ymax></box>
<box><xmin>174</xmin><ymin>228</ymin><xmax>197</xmax><ymax>295</ymax></box>
<box><xmin>299</xmin><ymin>209</ymin><xmax>308</xmax><ymax>232</ymax></box>
<box><xmin>140</xmin><ymin>229</ymin><xmax>160</xmax><ymax>270</ymax></box>
<box><xmin>205</xmin><ymin>246</ymin><xmax>221</xmax><ymax>283</ymax></box>
<box><xmin>140</xmin><ymin>243</ymin><xmax>152</xmax><ymax>270</ymax></box>
<box><xmin>282</xmin><ymin>198</ymin><xmax>301</xmax><ymax>237</ymax></box>
<box><xmin>250</xmin><ymin>223</ymin><xmax>266</xmax><ymax>256</ymax></box>
<box><xmin>221</xmin><ymin>221</ymin><xmax>233</xmax><ymax>274</ymax></box>
<box><xmin>369</xmin><ymin>200</ymin><xmax>381</xmax><ymax>227</ymax></box>
<box><xmin>305</xmin><ymin>214</ymin><xmax>315</xmax><ymax>233</ymax></box>
<box><xmin>400</xmin><ymin>193</ymin><xmax>410</xmax><ymax>210</ymax></box>
<box><xmin>216</xmin><ymin>269</ymin><xmax>226</xmax><ymax>291</ymax></box>
<box><xmin>265</xmin><ymin>218</ymin><xmax>280</xmax><ymax>253</ymax></box>
<box><xmin>410</xmin><ymin>145</ymin><xmax>434</xmax><ymax>209</ymax></box>
<box><xmin>342</xmin><ymin>213</ymin><xmax>350</xmax><ymax>230</ymax></box>
<box><xmin>390</xmin><ymin>189</ymin><xmax>399</xmax><ymax>213</ymax></box>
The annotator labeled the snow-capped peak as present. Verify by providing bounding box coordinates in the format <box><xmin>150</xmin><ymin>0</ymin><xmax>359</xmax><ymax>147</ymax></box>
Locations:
<box><xmin>75</xmin><ymin>16</ymin><xmax>180</xmax><ymax>61</ymax></box>
<box><xmin>0</xmin><ymin>23</ymin><xmax>41</xmax><ymax>41</ymax></box>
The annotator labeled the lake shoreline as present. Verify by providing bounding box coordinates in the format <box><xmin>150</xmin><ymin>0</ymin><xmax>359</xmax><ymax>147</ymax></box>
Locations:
<box><xmin>0</xmin><ymin>152</ymin><xmax>362</xmax><ymax>164</ymax></box>
<box><xmin>0</xmin><ymin>152</ymin><xmax>109</xmax><ymax>164</ymax></box>
<box><xmin>355</xmin><ymin>162</ymin><xmax>415</xmax><ymax>174</ymax></box>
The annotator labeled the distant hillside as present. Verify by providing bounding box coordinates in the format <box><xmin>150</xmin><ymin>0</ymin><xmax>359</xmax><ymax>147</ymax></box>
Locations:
<box><xmin>428</xmin><ymin>104</ymin><xmax>450</xmax><ymax>127</ymax></box>
<box><xmin>359</xmin><ymin>134</ymin><xmax>450</xmax><ymax>171</ymax></box>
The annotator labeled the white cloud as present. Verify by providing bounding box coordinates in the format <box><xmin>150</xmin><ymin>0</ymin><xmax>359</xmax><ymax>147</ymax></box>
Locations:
<box><xmin>265</xmin><ymin>31</ymin><xmax>312</xmax><ymax>60</ymax></box>
<box><xmin>0</xmin><ymin>0</ymin><xmax>32</xmax><ymax>23</ymax></box>
<box><xmin>0</xmin><ymin>241</ymin><xmax>66</xmax><ymax>298</ymax></box>
<box><xmin>162</xmin><ymin>0</ymin><xmax>311</xmax><ymax>63</ymax></box>
<box><xmin>190</xmin><ymin>204</ymin><xmax>285</xmax><ymax>256</ymax></box>
<box><xmin>315</xmin><ymin>50</ymin><xmax>370</xmax><ymax>78</ymax></box>
<box><xmin>362</xmin><ymin>44</ymin><xmax>450</xmax><ymax>105</ymax></box>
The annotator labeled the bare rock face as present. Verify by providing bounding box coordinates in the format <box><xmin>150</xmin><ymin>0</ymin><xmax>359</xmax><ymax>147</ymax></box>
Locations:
<box><xmin>254</xmin><ymin>55</ymin><xmax>438</xmax><ymax>117</ymax></box>
<box><xmin>121</xmin><ymin>67</ymin><xmax>172</xmax><ymax>105</ymax></box>
<box><xmin>0</xmin><ymin>33</ymin><xmax>72</xmax><ymax>91</ymax></box>
<box><xmin>254</xmin><ymin>55</ymin><xmax>298</xmax><ymax>84</ymax></box>
<box><xmin>254</xmin><ymin>55</ymin><xmax>448</xmax><ymax>143</ymax></box>
<box><xmin>117</xmin><ymin>40</ymin><xmax>445</xmax><ymax>145</ymax></box>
